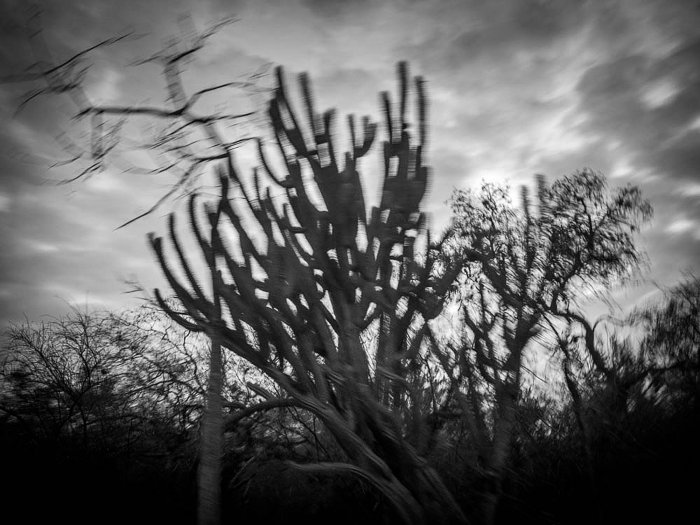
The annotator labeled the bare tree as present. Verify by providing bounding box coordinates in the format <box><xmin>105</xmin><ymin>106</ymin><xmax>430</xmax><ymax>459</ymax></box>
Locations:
<box><xmin>6</xmin><ymin>16</ymin><xmax>272</xmax><ymax>525</ymax></box>
<box><xmin>1</xmin><ymin>308</ymin><xmax>135</xmax><ymax>444</ymax></box>
<box><xmin>149</xmin><ymin>62</ymin><xmax>466</xmax><ymax>525</ymax></box>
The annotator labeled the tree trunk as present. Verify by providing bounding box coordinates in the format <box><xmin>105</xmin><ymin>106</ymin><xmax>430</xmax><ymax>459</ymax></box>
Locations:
<box><xmin>482</xmin><ymin>377</ymin><xmax>519</xmax><ymax>525</ymax></box>
<box><xmin>197</xmin><ymin>335</ymin><xmax>223</xmax><ymax>525</ymax></box>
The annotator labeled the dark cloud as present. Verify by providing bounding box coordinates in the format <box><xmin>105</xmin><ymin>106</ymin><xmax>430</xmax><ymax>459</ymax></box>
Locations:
<box><xmin>391</xmin><ymin>0</ymin><xmax>700</xmax><ymax>296</ymax></box>
<box><xmin>509</xmin><ymin>0</ymin><xmax>586</xmax><ymax>40</ymax></box>
<box><xmin>397</xmin><ymin>0</ymin><xmax>594</xmax><ymax>78</ymax></box>
<box><xmin>448</xmin><ymin>0</ymin><xmax>586</xmax><ymax>61</ymax></box>
<box><xmin>574</xmin><ymin>38</ymin><xmax>700</xmax><ymax>188</ymax></box>
<box><xmin>576</xmin><ymin>42</ymin><xmax>700</xmax><ymax>147</ymax></box>
<box><xmin>301</xmin><ymin>0</ymin><xmax>373</xmax><ymax>19</ymax></box>
<box><xmin>646</xmin><ymin>130</ymin><xmax>700</xmax><ymax>182</ymax></box>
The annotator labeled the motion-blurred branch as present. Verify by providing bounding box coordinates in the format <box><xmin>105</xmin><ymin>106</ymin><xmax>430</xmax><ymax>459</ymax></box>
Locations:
<box><xmin>3</xmin><ymin>8</ymin><xmax>271</xmax><ymax>228</ymax></box>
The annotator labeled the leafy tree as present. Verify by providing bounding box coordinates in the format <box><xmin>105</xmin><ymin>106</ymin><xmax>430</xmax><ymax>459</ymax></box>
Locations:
<box><xmin>149</xmin><ymin>62</ymin><xmax>465</xmax><ymax>525</ymax></box>
<box><xmin>441</xmin><ymin>170</ymin><xmax>652</xmax><ymax>524</ymax></box>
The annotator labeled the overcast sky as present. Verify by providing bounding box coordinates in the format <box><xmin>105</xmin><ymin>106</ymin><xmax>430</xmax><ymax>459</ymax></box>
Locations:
<box><xmin>1</xmin><ymin>0</ymin><xmax>699</xmax><ymax>327</ymax></box>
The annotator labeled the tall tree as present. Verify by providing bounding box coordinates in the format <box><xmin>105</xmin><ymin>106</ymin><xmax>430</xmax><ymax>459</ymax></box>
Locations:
<box><xmin>149</xmin><ymin>62</ymin><xmax>466</xmax><ymax>525</ymax></box>
<box><xmin>196</xmin><ymin>201</ymin><xmax>225</xmax><ymax>525</ymax></box>
<box><xmin>441</xmin><ymin>170</ymin><xmax>652</xmax><ymax>524</ymax></box>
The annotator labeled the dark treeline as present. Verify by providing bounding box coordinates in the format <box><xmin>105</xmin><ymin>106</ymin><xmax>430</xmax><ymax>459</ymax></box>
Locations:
<box><xmin>2</xmin><ymin>30</ymin><xmax>698</xmax><ymax>525</ymax></box>
<box><xmin>1</xmin><ymin>277</ymin><xmax>698</xmax><ymax>524</ymax></box>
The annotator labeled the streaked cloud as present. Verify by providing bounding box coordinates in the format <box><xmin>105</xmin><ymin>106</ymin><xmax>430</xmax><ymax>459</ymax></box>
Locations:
<box><xmin>0</xmin><ymin>0</ymin><xmax>698</xmax><ymax>325</ymax></box>
<box><xmin>666</xmin><ymin>218</ymin><xmax>695</xmax><ymax>235</ymax></box>
<box><xmin>0</xmin><ymin>193</ymin><xmax>11</xmax><ymax>213</ymax></box>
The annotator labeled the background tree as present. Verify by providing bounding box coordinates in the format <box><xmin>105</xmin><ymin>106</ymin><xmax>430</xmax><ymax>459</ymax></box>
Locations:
<box><xmin>2</xmin><ymin>308</ymin><xmax>140</xmax><ymax>446</ymax></box>
<box><xmin>440</xmin><ymin>170</ymin><xmax>652</xmax><ymax>524</ymax></box>
<box><xmin>5</xmin><ymin>11</ymin><xmax>268</xmax><ymax>226</ymax></box>
<box><xmin>0</xmin><ymin>306</ymin><xmax>223</xmax><ymax>524</ymax></box>
<box><xmin>149</xmin><ymin>62</ymin><xmax>466</xmax><ymax>525</ymax></box>
<box><xmin>633</xmin><ymin>275</ymin><xmax>700</xmax><ymax>410</ymax></box>
<box><xmin>0</xmin><ymin>302</ymin><xmax>346</xmax><ymax>524</ymax></box>
<box><xmin>514</xmin><ymin>277</ymin><xmax>700</xmax><ymax>525</ymax></box>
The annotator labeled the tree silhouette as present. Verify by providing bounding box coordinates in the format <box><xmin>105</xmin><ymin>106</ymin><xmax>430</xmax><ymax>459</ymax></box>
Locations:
<box><xmin>0</xmin><ymin>306</ymin><xmax>232</xmax><ymax>449</ymax></box>
<box><xmin>149</xmin><ymin>62</ymin><xmax>466</xmax><ymax>525</ymax></box>
<box><xmin>441</xmin><ymin>170</ymin><xmax>652</xmax><ymax>524</ymax></box>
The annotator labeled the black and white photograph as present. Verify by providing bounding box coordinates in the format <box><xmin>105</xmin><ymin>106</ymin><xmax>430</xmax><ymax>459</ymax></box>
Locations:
<box><xmin>1</xmin><ymin>1</ymin><xmax>698</xmax><ymax>523</ymax></box>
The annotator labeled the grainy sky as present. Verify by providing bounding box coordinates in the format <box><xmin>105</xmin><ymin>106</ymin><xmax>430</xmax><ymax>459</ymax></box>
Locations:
<box><xmin>1</xmin><ymin>0</ymin><xmax>699</xmax><ymax>327</ymax></box>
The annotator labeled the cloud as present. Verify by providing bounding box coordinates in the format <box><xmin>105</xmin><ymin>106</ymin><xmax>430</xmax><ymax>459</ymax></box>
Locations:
<box><xmin>0</xmin><ymin>193</ymin><xmax>11</xmax><ymax>212</ymax></box>
<box><xmin>675</xmin><ymin>181</ymin><xmax>700</xmax><ymax>197</ymax></box>
<box><xmin>569</xmin><ymin>31</ymin><xmax>700</xmax><ymax>277</ymax></box>
<box><xmin>0</xmin><ymin>175</ymin><xmax>168</xmax><ymax>325</ymax></box>
<box><xmin>665</xmin><ymin>218</ymin><xmax>695</xmax><ymax>235</ymax></box>
<box><xmin>574</xmin><ymin>37</ymin><xmax>700</xmax><ymax>178</ymax></box>
<box><xmin>300</xmin><ymin>0</ymin><xmax>374</xmax><ymax>20</ymax></box>
<box><xmin>1</xmin><ymin>0</ymin><xmax>699</xmax><ymax>327</ymax></box>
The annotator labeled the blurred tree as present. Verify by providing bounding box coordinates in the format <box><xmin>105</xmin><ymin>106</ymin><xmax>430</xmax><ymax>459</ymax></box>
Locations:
<box><xmin>0</xmin><ymin>306</ymin><xmax>221</xmax><ymax>452</ymax></box>
<box><xmin>149</xmin><ymin>62</ymin><xmax>466</xmax><ymax>525</ymax></box>
<box><xmin>441</xmin><ymin>170</ymin><xmax>652</xmax><ymax>524</ymax></box>
<box><xmin>632</xmin><ymin>275</ymin><xmax>700</xmax><ymax>411</ymax></box>
<box><xmin>530</xmin><ymin>276</ymin><xmax>700</xmax><ymax>525</ymax></box>
<box><xmin>550</xmin><ymin>276</ymin><xmax>700</xmax><ymax>498</ymax></box>
<box><xmin>2</xmin><ymin>308</ymin><xmax>138</xmax><ymax>445</ymax></box>
<box><xmin>0</xmin><ymin>306</ymin><xmax>220</xmax><ymax>524</ymax></box>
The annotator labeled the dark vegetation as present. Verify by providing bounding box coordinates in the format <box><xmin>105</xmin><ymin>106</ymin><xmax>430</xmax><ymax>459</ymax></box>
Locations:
<box><xmin>2</xmin><ymin>277</ymin><xmax>698</xmax><ymax>524</ymax></box>
<box><xmin>2</xmin><ymin>17</ymin><xmax>698</xmax><ymax>525</ymax></box>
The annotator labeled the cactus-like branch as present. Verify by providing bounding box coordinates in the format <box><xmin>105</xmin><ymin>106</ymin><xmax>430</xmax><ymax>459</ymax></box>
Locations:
<box><xmin>150</xmin><ymin>63</ymin><xmax>465</xmax><ymax>525</ymax></box>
